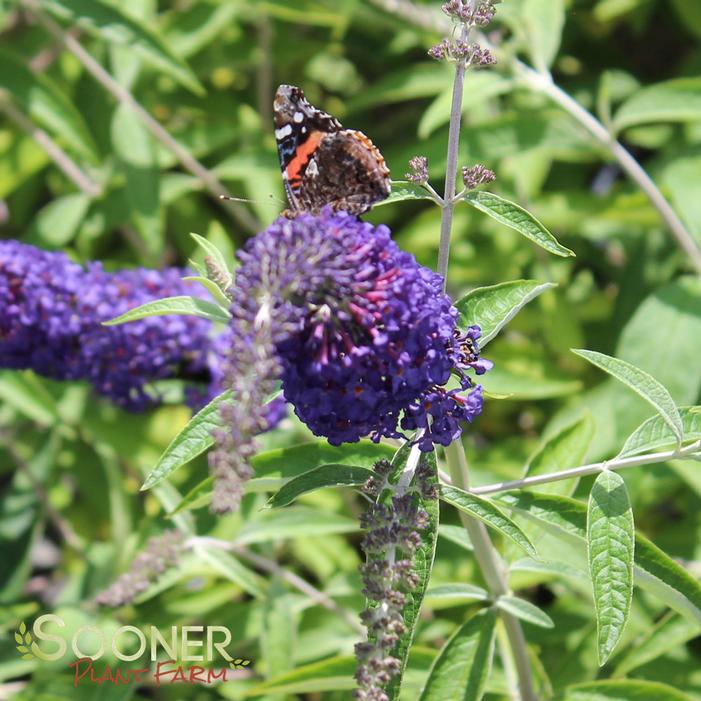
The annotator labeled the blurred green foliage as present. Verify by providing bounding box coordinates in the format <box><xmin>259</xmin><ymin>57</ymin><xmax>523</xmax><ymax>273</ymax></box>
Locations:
<box><xmin>1</xmin><ymin>0</ymin><xmax>701</xmax><ymax>699</ymax></box>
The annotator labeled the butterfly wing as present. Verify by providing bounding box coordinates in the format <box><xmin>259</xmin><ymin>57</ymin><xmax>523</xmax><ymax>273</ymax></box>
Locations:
<box><xmin>274</xmin><ymin>85</ymin><xmax>341</xmax><ymax>213</ymax></box>
<box><xmin>273</xmin><ymin>85</ymin><xmax>391</xmax><ymax>215</ymax></box>
<box><xmin>298</xmin><ymin>129</ymin><xmax>391</xmax><ymax>215</ymax></box>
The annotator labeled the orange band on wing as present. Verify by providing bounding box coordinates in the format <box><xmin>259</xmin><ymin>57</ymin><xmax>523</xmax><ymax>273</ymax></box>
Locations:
<box><xmin>286</xmin><ymin>131</ymin><xmax>323</xmax><ymax>184</ymax></box>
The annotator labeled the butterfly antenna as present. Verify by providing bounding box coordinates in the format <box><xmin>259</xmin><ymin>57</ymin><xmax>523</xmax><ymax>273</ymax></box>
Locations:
<box><xmin>219</xmin><ymin>194</ymin><xmax>282</xmax><ymax>207</ymax></box>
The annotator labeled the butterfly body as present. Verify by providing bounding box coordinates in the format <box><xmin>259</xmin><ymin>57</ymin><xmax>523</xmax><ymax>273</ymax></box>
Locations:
<box><xmin>273</xmin><ymin>84</ymin><xmax>391</xmax><ymax>216</ymax></box>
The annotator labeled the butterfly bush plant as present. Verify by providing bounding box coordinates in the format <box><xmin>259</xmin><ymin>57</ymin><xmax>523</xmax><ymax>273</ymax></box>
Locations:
<box><xmin>4</xmin><ymin>0</ymin><xmax>701</xmax><ymax>700</ymax></box>
<box><xmin>91</xmin><ymin>1</ymin><xmax>701</xmax><ymax>699</ymax></box>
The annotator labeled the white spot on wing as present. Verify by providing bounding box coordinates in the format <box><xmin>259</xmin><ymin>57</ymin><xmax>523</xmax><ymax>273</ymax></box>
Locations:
<box><xmin>293</xmin><ymin>112</ymin><xmax>304</xmax><ymax>123</ymax></box>
<box><xmin>275</xmin><ymin>125</ymin><xmax>293</xmax><ymax>139</ymax></box>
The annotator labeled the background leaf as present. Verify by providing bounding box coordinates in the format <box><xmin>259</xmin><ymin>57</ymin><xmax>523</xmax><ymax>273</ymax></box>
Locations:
<box><xmin>613</xmin><ymin>77</ymin><xmax>701</xmax><ymax>131</ymax></box>
<box><xmin>42</xmin><ymin>0</ymin><xmax>204</xmax><ymax>94</ymax></box>
<box><xmin>418</xmin><ymin>609</ymin><xmax>496</xmax><ymax>701</ymax></box>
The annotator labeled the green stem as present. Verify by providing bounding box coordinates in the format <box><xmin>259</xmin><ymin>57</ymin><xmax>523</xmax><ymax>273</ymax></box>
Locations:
<box><xmin>468</xmin><ymin>438</ymin><xmax>701</xmax><ymax>496</ymax></box>
<box><xmin>445</xmin><ymin>442</ymin><xmax>538</xmax><ymax>701</ymax></box>
<box><xmin>437</xmin><ymin>36</ymin><xmax>468</xmax><ymax>283</ymax></box>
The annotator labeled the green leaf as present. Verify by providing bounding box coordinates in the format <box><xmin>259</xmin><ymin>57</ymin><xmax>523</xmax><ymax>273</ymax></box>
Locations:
<box><xmin>523</xmin><ymin>0</ymin><xmax>565</xmax><ymax>70</ymax></box>
<box><xmin>267</xmin><ymin>464</ymin><xmax>373</xmax><ymax>508</ymax></box>
<box><xmin>498</xmin><ymin>491</ymin><xmax>701</xmax><ymax>624</ymax></box>
<box><xmin>612</xmin><ymin>612</ymin><xmax>701</xmax><ymax>677</ymax></box>
<box><xmin>663</xmin><ymin>156</ymin><xmax>701</xmax><ymax>244</ymax></box>
<box><xmin>374</xmin><ymin>180</ymin><xmax>436</xmax><ymax>207</ymax></box>
<box><xmin>141</xmin><ymin>390</ymin><xmax>231</xmax><ymax>490</ymax></box>
<box><xmin>112</xmin><ymin>102</ymin><xmax>162</xmax><ymax>258</ymax></box>
<box><xmin>617</xmin><ymin>407</ymin><xmax>701</xmax><ymax>458</ymax></box>
<box><xmin>438</xmin><ymin>524</ymin><xmax>474</xmax><ymax>551</ymax></box>
<box><xmin>168</xmin><ymin>476</ymin><xmax>214</xmax><ymax>515</ymax></box>
<box><xmin>556</xmin><ymin>679</ymin><xmax>696</xmax><ymax>701</ymax></box>
<box><xmin>262</xmin><ymin>579</ymin><xmax>297</xmax><ymax>678</ymax></box>
<box><xmin>440</xmin><ymin>485</ymin><xmax>537</xmax><ymax>557</ymax></box>
<box><xmin>418</xmin><ymin>609</ymin><xmax>496</xmax><ymax>701</ymax></box>
<box><xmin>524</xmin><ymin>415</ymin><xmax>595</xmax><ymax>496</ymax></box>
<box><xmin>463</xmin><ymin>191</ymin><xmax>575</xmax><ymax>257</ymax></box>
<box><xmin>634</xmin><ymin>532</ymin><xmax>701</xmax><ymax>626</ymax></box>
<box><xmin>241</xmin><ymin>656</ymin><xmax>356</xmax><ymax>697</ymax></box>
<box><xmin>42</xmin><ymin>0</ymin><xmax>204</xmax><ymax>95</ymax></box>
<box><xmin>27</xmin><ymin>193</ymin><xmax>90</xmax><ymax>248</ymax></box>
<box><xmin>425</xmin><ymin>583</ymin><xmax>489</xmax><ymax>604</ymax></box>
<box><xmin>587</xmin><ymin>471</ymin><xmax>635</xmax><ymax>665</ymax></box>
<box><xmin>251</xmin><ymin>441</ymin><xmax>396</xmax><ymax>478</ymax></box>
<box><xmin>496</xmin><ymin>595</ymin><xmax>555</xmax><ymax>628</ymax></box>
<box><xmin>572</xmin><ymin>349</ymin><xmax>684</xmax><ymax>447</ymax></box>
<box><xmin>235</xmin><ymin>506</ymin><xmax>359</xmax><ymax>545</ymax></box>
<box><xmin>190</xmin><ymin>232</ymin><xmax>233</xmax><ymax>284</ymax></box>
<box><xmin>193</xmin><ymin>545</ymin><xmax>267</xmax><ymax>599</ymax></box>
<box><xmin>181</xmin><ymin>276</ymin><xmax>231</xmax><ymax>308</ymax></box>
<box><xmin>613</xmin><ymin>77</ymin><xmax>701</xmax><ymax>131</ymax></box>
<box><xmin>557</xmin><ymin>277</ymin><xmax>701</xmax><ymax>460</ymax></box>
<box><xmin>0</xmin><ymin>48</ymin><xmax>98</xmax><ymax>162</ymax></box>
<box><xmin>386</xmin><ymin>444</ymin><xmax>439</xmax><ymax>701</ymax></box>
<box><xmin>103</xmin><ymin>295</ymin><xmax>230</xmax><ymax>326</ymax></box>
<box><xmin>454</xmin><ymin>280</ymin><xmax>556</xmax><ymax>346</ymax></box>
<box><xmin>169</xmin><ymin>440</ymin><xmax>392</xmax><ymax>513</ymax></box>
<box><xmin>0</xmin><ymin>371</ymin><xmax>60</xmax><ymax>426</ymax></box>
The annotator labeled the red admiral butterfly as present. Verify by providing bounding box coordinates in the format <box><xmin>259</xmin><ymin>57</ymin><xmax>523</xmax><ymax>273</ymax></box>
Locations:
<box><xmin>273</xmin><ymin>85</ymin><xmax>391</xmax><ymax>216</ymax></box>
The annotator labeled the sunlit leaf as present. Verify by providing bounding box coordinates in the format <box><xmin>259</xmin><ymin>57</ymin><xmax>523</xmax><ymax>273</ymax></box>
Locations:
<box><xmin>587</xmin><ymin>471</ymin><xmax>635</xmax><ymax>665</ymax></box>
<box><xmin>104</xmin><ymin>295</ymin><xmax>230</xmax><ymax>325</ymax></box>
<box><xmin>440</xmin><ymin>485</ymin><xmax>537</xmax><ymax>557</ymax></box>
<box><xmin>374</xmin><ymin>180</ymin><xmax>436</xmax><ymax>207</ymax></box>
<box><xmin>572</xmin><ymin>349</ymin><xmax>683</xmax><ymax>446</ymax></box>
<box><xmin>556</xmin><ymin>679</ymin><xmax>695</xmax><ymax>701</ymax></box>
<box><xmin>141</xmin><ymin>390</ymin><xmax>231</xmax><ymax>490</ymax></box>
<box><xmin>617</xmin><ymin>407</ymin><xmax>701</xmax><ymax>458</ymax></box>
<box><xmin>524</xmin><ymin>415</ymin><xmax>595</xmax><ymax>496</ymax></box>
<box><xmin>496</xmin><ymin>595</ymin><xmax>554</xmax><ymax>628</ymax></box>
<box><xmin>455</xmin><ymin>279</ymin><xmax>556</xmax><ymax>345</ymax></box>
<box><xmin>499</xmin><ymin>491</ymin><xmax>701</xmax><ymax>623</ymax></box>
<box><xmin>267</xmin><ymin>464</ymin><xmax>373</xmax><ymax>508</ymax></box>
<box><xmin>463</xmin><ymin>191</ymin><xmax>575</xmax><ymax>257</ymax></box>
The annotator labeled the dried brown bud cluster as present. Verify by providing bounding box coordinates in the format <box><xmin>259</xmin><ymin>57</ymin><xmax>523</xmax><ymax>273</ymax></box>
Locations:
<box><xmin>95</xmin><ymin>531</ymin><xmax>184</xmax><ymax>607</ymax></box>
<box><xmin>442</xmin><ymin>0</ymin><xmax>496</xmax><ymax>25</ymax></box>
<box><xmin>429</xmin><ymin>1</ymin><xmax>498</xmax><ymax>64</ymax></box>
<box><xmin>428</xmin><ymin>38</ymin><xmax>496</xmax><ymax>64</ymax></box>
<box><xmin>462</xmin><ymin>164</ymin><xmax>496</xmax><ymax>189</ymax></box>
<box><xmin>353</xmin><ymin>458</ymin><xmax>437</xmax><ymax>701</ymax></box>
<box><xmin>405</xmin><ymin>156</ymin><xmax>429</xmax><ymax>184</ymax></box>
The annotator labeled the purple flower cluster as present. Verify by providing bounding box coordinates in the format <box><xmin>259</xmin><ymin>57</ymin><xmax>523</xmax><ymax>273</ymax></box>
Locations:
<box><xmin>220</xmin><ymin>209</ymin><xmax>490</xmax><ymax>451</ymax></box>
<box><xmin>0</xmin><ymin>240</ymin><xmax>214</xmax><ymax>410</ymax></box>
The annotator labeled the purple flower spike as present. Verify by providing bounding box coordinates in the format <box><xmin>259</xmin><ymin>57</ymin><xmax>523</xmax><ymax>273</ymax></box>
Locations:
<box><xmin>0</xmin><ymin>240</ymin><xmax>214</xmax><ymax>410</ymax></box>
